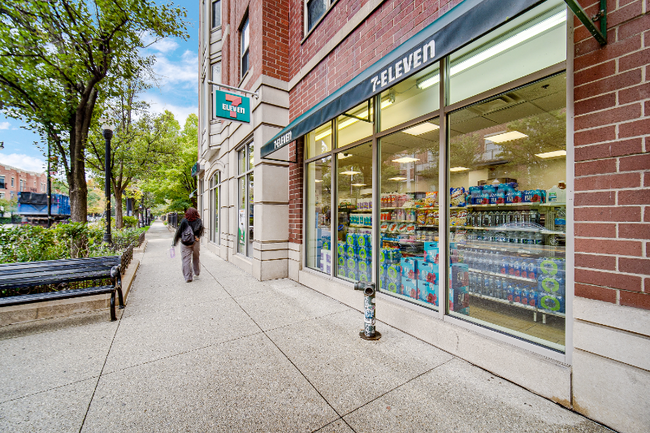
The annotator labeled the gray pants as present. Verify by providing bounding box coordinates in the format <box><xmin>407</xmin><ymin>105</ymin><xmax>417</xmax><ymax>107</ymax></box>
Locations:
<box><xmin>180</xmin><ymin>242</ymin><xmax>200</xmax><ymax>281</ymax></box>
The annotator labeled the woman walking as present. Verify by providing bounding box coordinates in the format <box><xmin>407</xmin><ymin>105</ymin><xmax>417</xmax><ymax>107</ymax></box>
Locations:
<box><xmin>172</xmin><ymin>207</ymin><xmax>205</xmax><ymax>282</ymax></box>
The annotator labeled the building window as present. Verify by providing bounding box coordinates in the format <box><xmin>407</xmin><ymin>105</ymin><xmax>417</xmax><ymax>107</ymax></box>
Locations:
<box><xmin>0</xmin><ymin>192</ymin><xmax>4</xmax><ymax>199</ymax></box>
<box><xmin>209</xmin><ymin>172</ymin><xmax>221</xmax><ymax>244</ymax></box>
<box><xmin>212</xmin><ymin>0</ymin><xmax>221</xmax><ymax>28</ymax></box>
<box><xmin>237</xmin><ymin>142</ymin><xmax>254</xmax><ymax>256</ymax></box>
<box><xmin>19</xmin><ymin>179</ymin><xmax>24</xmax><ymax>191</ymax></box>
<box><xmin>240</xmin><ymin>16</ymin><xmax>250</xmax><ymax>78</ymax></box>
<box><xmin>0</xmin><ymin>175</ymin><xmax>5</xmax><ymax>189</ymax></box>
<box><xmin>306</xmin><ymin>0</ymin><xmax>335</xmax><ymax>33</ymax></box>
<box><xmin>11</xmin><ymin>177</ymin><xmax>14</xmax><ymax>187</ymax></box>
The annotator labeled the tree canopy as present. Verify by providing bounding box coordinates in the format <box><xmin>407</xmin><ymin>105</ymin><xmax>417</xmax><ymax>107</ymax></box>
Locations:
<box><xmin>0</xmin><ymin>0</ymin><xmax>188</xmax><ymax>222</ymax></box>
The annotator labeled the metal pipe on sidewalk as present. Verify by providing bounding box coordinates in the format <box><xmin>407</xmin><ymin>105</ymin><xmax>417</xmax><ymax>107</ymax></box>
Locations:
<box><xmin>354</xmin><ymin>281</ymin><xmax>381</xmax><ymax>340</ymax></box>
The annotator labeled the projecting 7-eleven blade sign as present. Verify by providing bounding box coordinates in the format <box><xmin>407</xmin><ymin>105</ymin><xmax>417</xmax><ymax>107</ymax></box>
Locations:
<box><xmin>215</xmin><ymin>90</ymin><xmax>251</xmax><ymax>124</ymax></box>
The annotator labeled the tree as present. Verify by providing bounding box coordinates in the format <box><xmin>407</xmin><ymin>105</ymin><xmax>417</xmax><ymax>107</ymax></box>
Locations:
<box><xmin>0</xmin><ymin>0</ymin><xmax>187</xmax><ymax>222</ymax></box>
<box><xmin>87</xmin><ymin>82</ymin><xmax>180</xmax><ymax>228</ymax></box>
<box><xmin>142</xmin><ymin>114</ymin><xmax>198</xmax><ymax>212</ymax></box>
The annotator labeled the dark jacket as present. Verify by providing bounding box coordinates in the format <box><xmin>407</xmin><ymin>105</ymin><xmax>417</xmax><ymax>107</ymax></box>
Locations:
<box><xmin>173</xmin><ymin>218</ymin><xmax>204</xmax><ymax>246</ymax></box>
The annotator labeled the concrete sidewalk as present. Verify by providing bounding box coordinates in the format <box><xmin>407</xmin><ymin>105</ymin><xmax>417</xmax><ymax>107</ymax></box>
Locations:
<box><xmin>0</xmin><ymin>221</ymin><xmax>613</xmax><ymax>432</ymax></box>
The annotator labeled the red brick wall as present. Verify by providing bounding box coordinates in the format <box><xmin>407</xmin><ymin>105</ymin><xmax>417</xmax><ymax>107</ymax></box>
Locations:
<box><xmin>262</xmin><ymin>0</ymin><xmax>290</xmax><ymax>81</ymax></box>
<box><xmin>288</xmin><ymin>138</ymin><xmax>304</xmax><ymax>244</ymax></box>
<box><xmin>288</xmin><ymin>0</ymin><xmax>461</xmax><ymax>120</ymax></box>
<box><xmin>573</xmin><ymin>0</ymin><xmax>650</xmax><ymax>310</ymax></box>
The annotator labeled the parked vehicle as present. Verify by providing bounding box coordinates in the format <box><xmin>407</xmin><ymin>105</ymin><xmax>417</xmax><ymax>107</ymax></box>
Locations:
<box><xmin>16</xmin><ymin>192</ymin><xmax>70</xmax><ymax>225</ymax></box>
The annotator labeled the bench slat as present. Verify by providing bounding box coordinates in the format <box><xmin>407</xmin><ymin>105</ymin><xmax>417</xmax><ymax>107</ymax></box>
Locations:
<box><xmin>0</xmin><ymin>285</ymin><xmax>116</xmax><ymax>306</ymax></box>
<box><xmin>0</xmin><ymin>256</ymin><xmax>120</xmax><ymax>272</ymax></box>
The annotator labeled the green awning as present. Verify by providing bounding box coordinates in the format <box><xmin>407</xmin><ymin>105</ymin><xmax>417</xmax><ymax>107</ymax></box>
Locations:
<box><xmin>261</xmin><ymin>0</ymin><xmax>546</xmax><ymax>159</ymax></box>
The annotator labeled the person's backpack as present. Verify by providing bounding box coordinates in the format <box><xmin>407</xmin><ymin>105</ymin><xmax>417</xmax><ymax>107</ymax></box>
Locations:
<box><xmin>181</xmin><ymin>223</ymin><xmax>195</xmax><ymax>246</ymax></box>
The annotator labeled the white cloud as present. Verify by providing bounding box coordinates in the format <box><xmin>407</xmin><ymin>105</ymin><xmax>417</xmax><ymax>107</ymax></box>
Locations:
<box><xmin>145</xmin><ymin>94</ymin><xmax>197</xmax><ymax>127</ymax></box>
<box><xmin>151</xmin><ymin>49</ymin><xmax>197</xmax><ymax>86</ymax></box>
<box><xmin>0</xmin><ymin>153</ymin><xmax>45</xmax><ymax>173</ymax></box>
<box><xmin>151</xmin><ymin>39</ymin><xmax>179</xmax><ymax>53</ymax></box>
<box><xmin>0</xmin><ymin>121</ymin><xmax>10</xmax><ymax>130</ymax></box>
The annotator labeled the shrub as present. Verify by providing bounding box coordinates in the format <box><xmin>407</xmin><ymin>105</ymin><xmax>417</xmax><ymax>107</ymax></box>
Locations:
<box><xmin>0</xmin><ymin>223</ymin><xmax>146</xmax><ymax>264</ymax></box>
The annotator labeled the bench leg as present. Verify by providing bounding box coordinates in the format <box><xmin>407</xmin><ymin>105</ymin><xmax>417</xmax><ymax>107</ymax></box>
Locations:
<box><xmin>110</xmin><ymin>291</ymin><xmax>117</xmax><ymax>321</ymax></box>
<box><xmin>117</xmin><ymin>286</ymin><xmax>125</xmax><ymax>309</ymax></box>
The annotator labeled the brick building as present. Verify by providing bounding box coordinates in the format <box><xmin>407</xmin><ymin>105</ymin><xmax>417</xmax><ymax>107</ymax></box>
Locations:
<box><xmin>0</xmin><ymin>163</ymin><xmax>47</xmax><ymax>202</ymax></box>
<box><xmin>197</xmin><ymin>1</ymin><xmax>649</xmax><ymax>431</ymax></box>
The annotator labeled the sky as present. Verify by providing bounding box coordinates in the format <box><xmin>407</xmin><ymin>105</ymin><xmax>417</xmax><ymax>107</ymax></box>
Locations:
<box><xmin>0</xmin><ymin>1</ymin><xmax>200</xmax><ymax>174</ymax></box>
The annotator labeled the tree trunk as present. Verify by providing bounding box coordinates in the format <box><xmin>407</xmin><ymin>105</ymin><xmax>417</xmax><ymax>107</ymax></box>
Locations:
<box><xmin>114</xmin><ymin>186</ymin><xmax>124</xmax><ymax>229</ymax></box>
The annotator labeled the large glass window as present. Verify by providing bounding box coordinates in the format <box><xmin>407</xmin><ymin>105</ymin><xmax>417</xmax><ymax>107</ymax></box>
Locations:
<box><xmin>306</xmin><ymin>122</ymin><xmax>332</xmax><ymax>159</ymax></box>
<box><xmin>337</xmin><ymin>100</ymin><xmax>374</xmax><ymax>148</ymax></box>
<box><xmin>380</xmin><ymin>63</ymin><xmax>440</xmax><ymax>131</ymax></box>
<box><xmin>302</xmin><ymin>0</ymin><xmax>567</xmax><ymax>354</ymax></box>
<box><xmin>449</xmin><ymin>0</ymin><xmax>566</xmax><ymax>105</ymax></box>
<box><xmin>240</xmin><ymin>17</ymin><xmax>250</xmax><ymax>78</ymax></box>
<box><xmin>379</xmin><ymin>119</ymin><xmax>440</xmax><ymax>308</ymax></box>
<box><xmin>336</xmin><ymin>142</ymin><xmax>373</xmax><ymax>282</ymax></box>
<box><xmin>237</xmin><ymin>142</ymin><xmax>254</xmax><ymax>256</ymax></box>
<box><xmin>306</xmin><ymin>156</ymin><xmax>332</xmax><ymax>272</ymax></box>
<box><xmin>447</xmin><ymin>73</ymin><xmax>567</xmax><ymax>351</ymax></box>
<box><xmin>209</xmin><ymin>172</ymin><xmax>221</xmax><ymax>244</ymax></box>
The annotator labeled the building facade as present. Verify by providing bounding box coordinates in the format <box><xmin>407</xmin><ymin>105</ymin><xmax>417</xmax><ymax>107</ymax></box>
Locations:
<box><xmin>197</xmin><ymin>1</ymin><xmax>649</xmax><ymax>431</ymax></box>
<box><xmin>0</xmin><ymin>163</ymin><xmax>47</xmax><ymax>202</ymax></box>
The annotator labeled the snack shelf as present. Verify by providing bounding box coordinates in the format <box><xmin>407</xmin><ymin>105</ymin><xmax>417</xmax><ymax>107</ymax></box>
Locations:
<box><xmin>349</xmin><ymin>224</ymin><xmax>372</xmax><ymax>228</ymax></box>
<box><xmin>469</xmin><ymin>292</ymin><xmax>565</xmax><ymax>320</ymax></box>
<box><xmin>464</xmin><ymin>202</ymin><xmax>543</xmax><ymax>208</ymax></box>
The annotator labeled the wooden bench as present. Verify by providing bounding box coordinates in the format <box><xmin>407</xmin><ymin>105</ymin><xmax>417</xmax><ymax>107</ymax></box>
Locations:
<box><xmin>0</xmin><ymin>256</ymin><xmax>125</xmax><ymax>321</ymax></box>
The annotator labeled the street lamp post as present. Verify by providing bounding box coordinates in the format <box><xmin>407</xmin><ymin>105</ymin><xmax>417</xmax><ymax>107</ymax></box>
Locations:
<box><xmin>101</xmin><ymin>122</ymin><xmax>114</xmax><ymax>244</ymax></box>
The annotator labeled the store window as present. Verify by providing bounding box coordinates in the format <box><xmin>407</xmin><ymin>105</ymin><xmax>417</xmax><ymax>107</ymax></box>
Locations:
<box><xmin>305</xmin><ymin>0</ymin><xmax>335</xmax><ymax>33</ymax></box>
<box><xmin>237</xmin><ymin>142</ymin><xmax>254</xmax><ymax>256</ymax></box>
<box><xmin>240</xmin><ymin>16</ymin><xmax>250</xmax><ymax>78</ymax></box>
<box><xmin>380</xmin><ymin>63</ymin><xmax>440</xmax><ymax>132</ymax></box>
<box><xmin>449</xmin><ymin>0</ymin><xmax>566</xmax><ymax>105</ymax></box>
<box><xmin>212</xmin><ymin>0</ymin><xmax>221</xmax><ymax>29</ymax></box>
<box><xmin>447</xmin><ymin>73</ymin><xmax>567</xmax><ymax>351</ymax></box>
<box><xmin>336</xmin><ymin>142</ymin><xmax>373</xmax><ymax>282</ymax></box>
<box><xmin>209</xmin><ymin>172</ymin><xmax>221</xmax><ymax>244</ymax></box>
<box><xmin>337</xmin><ymin>100</ymin><xmax>374</xmax><ymax>148</ymax></box>
<box><xmin>379</xmin><ymin>119</ymin><xmax>441</xmax><ymax>307</ymax></box>
<box><xmin>306</xmin><ymin>122</ymin><xmax>332</xmax><ymax>159</ymax></box>
<box><xmin>306</xmin><ymin>156</ymin><xmax>332</xmax><ymax>272</ymax></box>
<box><xmin>301</xmin><ymin>0</ymin><xmax>568</xmax><ymax>354</ymax></box>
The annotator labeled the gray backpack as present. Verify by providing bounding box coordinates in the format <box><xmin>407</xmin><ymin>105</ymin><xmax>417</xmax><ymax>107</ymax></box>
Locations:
<box><xmin>181</xmin><ymin>223</ymin><xmax>195</xmax><ymax>246</ymax></box>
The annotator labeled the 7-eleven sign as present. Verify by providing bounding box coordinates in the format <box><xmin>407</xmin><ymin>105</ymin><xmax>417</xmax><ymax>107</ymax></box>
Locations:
<box><xmin>215</xmin><ymin>90</ymin><xmax>251</xmax><ymax>124</ymax></box>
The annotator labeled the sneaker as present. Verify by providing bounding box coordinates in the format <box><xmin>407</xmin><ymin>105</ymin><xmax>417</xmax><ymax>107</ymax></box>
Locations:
<box><xmin>194</xmin><ymin>274</ymin><xmax>200</xmax><ymax>280</ymax></box>
<box><xmin>186</xmin><ymin>279</ymin><xmax>192</xmax><ymax>283</ymax></box>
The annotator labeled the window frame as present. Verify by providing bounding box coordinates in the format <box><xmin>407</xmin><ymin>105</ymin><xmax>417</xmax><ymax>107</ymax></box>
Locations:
<box><xmin>303</xmin><ymin>0</ymin><xmax>338</xmax><ymax>39</ymax></box>
<box><xmin>237</xmin><ymin>141</ymin><xmax>254</xmax><ymax>257</ymax></box>
<box><xmin>240</xmin><ymin>15</ymin><xmax>250</xmax><ymax>79</ymax></box>
<box><xmin>211</xmin><ymin>0</ymin><xmax>221</xmax><ymax>29</ymax></box>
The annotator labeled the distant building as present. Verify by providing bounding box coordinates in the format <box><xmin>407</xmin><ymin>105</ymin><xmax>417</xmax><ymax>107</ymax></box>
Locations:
<box><xmin>0</xmin><ymin>163</ymin><xmax>47</xmax><ymax>201</ymax></box>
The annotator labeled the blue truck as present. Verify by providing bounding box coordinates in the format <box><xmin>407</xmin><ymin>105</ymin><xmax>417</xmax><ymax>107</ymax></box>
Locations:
<box><xmin>17</xmin><ymin>192</ymin><xmax>70</xmax><ymax>223</ymax></box>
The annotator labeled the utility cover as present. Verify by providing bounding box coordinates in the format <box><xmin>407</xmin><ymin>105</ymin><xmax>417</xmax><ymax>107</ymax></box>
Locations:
<box><xmin>215</xmin><ymin>90</ymin><xmax>251</xmax><ymax>124</ymax></box>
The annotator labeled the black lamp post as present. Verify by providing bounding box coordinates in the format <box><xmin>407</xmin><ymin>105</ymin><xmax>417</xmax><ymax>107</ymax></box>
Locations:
<box><xmin>101</xmin><ymin>121</ymin><xmax>114</xmax><ymax>244</ymax></box>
